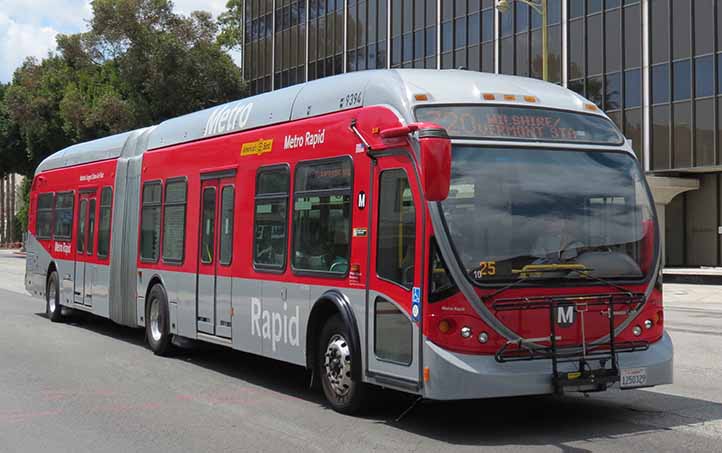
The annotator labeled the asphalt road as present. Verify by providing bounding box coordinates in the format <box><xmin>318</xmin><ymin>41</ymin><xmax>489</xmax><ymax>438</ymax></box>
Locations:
<box><xmin>1</xmin><ymin>249</ymin><xmax>722</xmax><ymax>452</ymax></box>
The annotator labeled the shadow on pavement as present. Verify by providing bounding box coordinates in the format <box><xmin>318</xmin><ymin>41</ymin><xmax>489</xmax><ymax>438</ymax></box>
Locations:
<box><xmin>43</xmin><ymin>310</ymin><xmax>722</xmax><ymax>449</ymax></box>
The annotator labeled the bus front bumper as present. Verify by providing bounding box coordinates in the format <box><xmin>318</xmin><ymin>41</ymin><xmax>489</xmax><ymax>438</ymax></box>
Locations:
<box><xmin>421</xmin><ymin>331</ymin><xmax>673</xmax><ymax>400</ymax></box>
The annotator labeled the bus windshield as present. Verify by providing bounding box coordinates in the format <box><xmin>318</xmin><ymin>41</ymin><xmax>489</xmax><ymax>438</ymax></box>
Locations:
<box><xmin>439</xmin><ymin>146</ymin><xmax>656</xmax><ymax>284</ymax></box>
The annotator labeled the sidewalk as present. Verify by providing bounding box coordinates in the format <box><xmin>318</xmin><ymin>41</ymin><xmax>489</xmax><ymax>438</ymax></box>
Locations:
<box><xmin>664</xmin><ymin>267</ymin><xmax>722</xmax><ymax>285</ymax></box>
<box><xmin>0</xmin><ymin>249</ymin><xmax>28</xmax><ymax>296</ymax></box>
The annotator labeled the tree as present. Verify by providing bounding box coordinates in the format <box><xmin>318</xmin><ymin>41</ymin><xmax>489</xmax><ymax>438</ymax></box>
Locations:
<box><xmin>0</xmin><ymin>0</ymin><xmax>248</xmax><ymax>236</ymax></box>
<box><xmin>217</xmin><ymin>0</ymin><xmax>244</xmax><ymax>51</ymax></box>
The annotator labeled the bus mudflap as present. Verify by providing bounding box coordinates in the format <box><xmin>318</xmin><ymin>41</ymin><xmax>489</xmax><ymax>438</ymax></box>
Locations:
<box><xmin>492</xmin><ymin>292</ymin><xmax>649</xmax><ymax>394</ymax></box>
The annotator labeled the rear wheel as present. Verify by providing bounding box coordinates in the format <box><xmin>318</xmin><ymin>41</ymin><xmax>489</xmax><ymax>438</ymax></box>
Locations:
<box><xmin>146</xmin><ymin>284</ymin><xmax>173</xmax><ymax>356</ymax></box>
<box><xmin>46</xmin><ymin>271</ymin><xmax>63</xmax><ymax>322</ymax></box>
<box><xmin>318</xmin><ymin>315</ymin><xmax>367</xmax><ymax>414</ymax></box>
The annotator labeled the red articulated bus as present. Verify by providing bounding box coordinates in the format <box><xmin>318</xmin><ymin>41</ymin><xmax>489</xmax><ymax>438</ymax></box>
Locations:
<box><xmin>25</xmin><ymin>70</ymin><xmax>671</xmax><ymax>413</ymax></box>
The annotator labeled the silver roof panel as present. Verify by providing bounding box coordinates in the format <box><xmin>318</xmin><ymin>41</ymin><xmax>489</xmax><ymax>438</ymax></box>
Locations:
<box><xmin>35</xmin><ymin>130</ymin><xmax>139</xmax><ymax>174</ymax></box>
<box><xmin>37</xmin><ymin>70</ymin><xmax>612</xmax><ymax>174</ymax></box>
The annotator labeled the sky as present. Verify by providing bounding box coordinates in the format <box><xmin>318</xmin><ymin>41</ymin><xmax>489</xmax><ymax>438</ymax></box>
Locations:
<box><xmin>0</xmin><ymin>0</ymin><xmax>230</xmax><ymax>83</ymax></box>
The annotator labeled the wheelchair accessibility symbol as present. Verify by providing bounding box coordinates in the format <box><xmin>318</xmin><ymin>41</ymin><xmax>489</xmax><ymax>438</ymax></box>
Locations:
<box><xmin>412</xmin><ymin>287</ymin><xmax>421</xmax><ymax>322</ymax></box>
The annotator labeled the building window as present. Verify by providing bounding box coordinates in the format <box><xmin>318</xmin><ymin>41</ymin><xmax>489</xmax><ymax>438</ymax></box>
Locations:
<box><xmin>673</xmin><ymin>102</ymin><xmax>692</xmax><ymax>168</ymax></box>
<box><xmin>673</xmin><ymin>59</ymin><xmax>691</xmax><ymax>101</ymax></box>
<box><xmin>650</xmin><ymin>0</ymin><xmax>669</xmax><ymax>64</ymax></box>
<box><xmin>292</xmin><ymin>158</ymin><xmax>352</xmax><ymax>275</ymax></box>
<box><xmin>570</xmin><ymin>0</ymin><xmax>585</xmax><ymax>19</ymax></box>
<box><xmin>254</xmin><ymin>166</ymin><xmax>289</xmax><ymax>270</ymax></box>
<box><xmin>162</xmin><ymin>179</ymin><xmax>187</xmax><ymax>264</ymax></box>
<box><xmin>624</xmin><ymin>69</ymin><xmax>641</xmax><ymax>108</ymax></box>
<box><xmin>140</xmin><ymin>181</ymin><xmax>162</xmax><ymax>262</ymax></box>
<box><xmin>219</xmin><ymin>186</ymin><xmax>234</xmax><ymax>266</ymax></box>
<box><xmin>604</xmin><ymin>72</ymin><xmax>621</xmax><ymax>111</ymax></box>
<box><xmin>672</xmin><ymin>0</ymin><xmax>691</xmax><ymax>60</ymax></box>
<box><xmin>97</xmin><ymin>187</ymin><xmax>112</xmax><ymax>258</ymax></box>
<box><xmin>377</xmin><ymin>169</ymin><xmax>416</xmax><ymax>289</ymax></box>
<box><xmin>695</xmin><ymin>55</ymin><xmax>714</xmax><ymax>98</ymax></box>
<box><xmin>53</xmin><ymin>192</ymin><xmax>74</xmax><ymax>240</ymax></box>
<box><xmin>35</xmin><ymin>193</ymin><xmax>54</xmax><ymax>239</ymax></box>
<box><xmin>651</xmin><ymin>64</ymin><xmax>669</xmax><ymax>104</ymax></box>
<box><xmin>695</xmin><ymin>99</ymin><xmax>715</xmax><ymax>166</ymax></box>
<box><xmin>652</xmin><ymin>105</ymin><xmax>671</xmax><ymax>170</ymax></box>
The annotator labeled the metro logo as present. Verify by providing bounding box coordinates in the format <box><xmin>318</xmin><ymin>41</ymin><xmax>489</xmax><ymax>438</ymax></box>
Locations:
<box><xmin>251</xmin><ymin>297</ymin><xmax>300</xmax><ymax>352</ymax></box>
<box><xmin>204</xmin><ymin>102</ymin><xmax>254</xmax><ymax>136</ymax></box>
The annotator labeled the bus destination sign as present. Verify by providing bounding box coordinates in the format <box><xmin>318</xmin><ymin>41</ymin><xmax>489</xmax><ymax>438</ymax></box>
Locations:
<box><xmin>415</xmin><ymin>105</ymin><xmax>623</xmax><ymax>144</ymax></box>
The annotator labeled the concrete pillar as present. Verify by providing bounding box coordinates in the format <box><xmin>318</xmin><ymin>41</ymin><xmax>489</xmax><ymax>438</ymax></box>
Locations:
<box><xmin>646</xmin><ymin>176</ymin><xmax>700</xmax><ymax>265</ymax></box>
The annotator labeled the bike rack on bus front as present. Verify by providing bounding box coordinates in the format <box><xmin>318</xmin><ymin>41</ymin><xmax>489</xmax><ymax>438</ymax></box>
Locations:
<box><xmin>492</xmin><ymin>292</ymin><xmax>650</xmax><ymax>394</ymax></box>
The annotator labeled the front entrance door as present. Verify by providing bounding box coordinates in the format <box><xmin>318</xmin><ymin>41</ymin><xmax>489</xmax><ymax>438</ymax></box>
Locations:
<box><xmin>197</xmin><ymin>176</ymin><xmax>236</xmax><ymax>338</ymax></box>
<box><xmin>74</xmin><ymin>191</ymin><xmax>97</xmax><ymax>306</ymax></box>
<box><xmin>366</xmin><ymin>153</ymin><xmax>423</xmax><ymax>385</ymax></box>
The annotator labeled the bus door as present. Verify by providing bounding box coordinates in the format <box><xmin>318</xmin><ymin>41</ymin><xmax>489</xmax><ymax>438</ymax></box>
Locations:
<box><xmin>74</xmin><ymin>190</ymin><xmax>97</xmax><ymax>307</ymax></box>
<box><xmin>197</xmin><ymin>175</ymin><xmax>235</xmax><ymax>338</ymax></box>
<box><xmin>366</xmin><ymin>153</ymin><xmax>423</xmax><ymax>385</ymax></box>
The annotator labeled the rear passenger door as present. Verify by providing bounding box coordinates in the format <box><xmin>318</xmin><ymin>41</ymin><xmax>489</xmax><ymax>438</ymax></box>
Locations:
<box><xmin>196</xmin><ymin>175</ymin><xmax>235</xmax><ymax>338</ymax></box>
<box><xmin>74</xmin><ymin>190</ymin><xmax>96</xmax><ymax>307</ymax></box>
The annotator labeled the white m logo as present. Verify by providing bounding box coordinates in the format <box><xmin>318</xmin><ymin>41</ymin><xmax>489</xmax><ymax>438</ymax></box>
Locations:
<box><xmin>557</xmin><ymin>305</ymin><xmax>575</xmax><ymax>327</ymax></box>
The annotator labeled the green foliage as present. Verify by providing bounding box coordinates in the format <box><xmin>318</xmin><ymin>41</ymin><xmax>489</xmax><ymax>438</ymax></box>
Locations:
<box><xmin>217</xmin><ymin>0</ymin><xmax>244</xmax><ymax>50</ymax></box>
<box><xmin>0</xmin><ymin>0</ymin><xmax>247</xmax><ymax>179</ymax></box>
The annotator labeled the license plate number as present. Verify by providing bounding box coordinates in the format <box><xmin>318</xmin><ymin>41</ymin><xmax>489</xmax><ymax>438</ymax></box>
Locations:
<box><xmin>620</xmin><ymin>367</ymin><xmax>648</xmax><ymax>388</ymax></box>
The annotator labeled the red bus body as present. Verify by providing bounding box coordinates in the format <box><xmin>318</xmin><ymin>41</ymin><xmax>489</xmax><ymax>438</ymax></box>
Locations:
<box><xmin>25</xmin><ymin>70</ymin><xmax>672</xmax><ymax>411</ymax></box>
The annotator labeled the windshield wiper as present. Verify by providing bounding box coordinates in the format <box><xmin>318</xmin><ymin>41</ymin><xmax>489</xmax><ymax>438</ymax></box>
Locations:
<box><xmin>480</xmin><ymin>264</ymin><xmax>582</xmax><ymax>302</ymax></box>
<box><xmin>567</xmin><ymin>267</ymin><xmax>635</xmax><ymax>294</ymax></box>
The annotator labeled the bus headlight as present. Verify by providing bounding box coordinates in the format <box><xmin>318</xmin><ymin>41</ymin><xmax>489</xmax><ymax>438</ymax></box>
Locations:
<box><xmin>478</xmin><ymin>332</ymin><xmax>489</xmax><ymax>344</ymax></box>
<box><xmin>644</xmin><ymin>319</ymin><xmax>653</xmax><ymax>329</ymax></box>
<box><xmin>632</xmin><ymin>325</ymin><xmax>642</xmax><ymax>337</ymax></box>
<box><xmin>460</xmin><ymin>326</ymin><xmax>472</xmax><ymax>338</ymax></box>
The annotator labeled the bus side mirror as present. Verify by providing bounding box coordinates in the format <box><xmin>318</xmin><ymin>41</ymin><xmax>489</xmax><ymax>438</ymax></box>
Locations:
<box><xmin>418</xmin><ymin>126</ymin><xmax>451</xmax><ymax>202</ymax></box>
<box><xmin>379</xmin><ymin>122</ymin><xmax>451</xmax><ymax>201</ymax></box>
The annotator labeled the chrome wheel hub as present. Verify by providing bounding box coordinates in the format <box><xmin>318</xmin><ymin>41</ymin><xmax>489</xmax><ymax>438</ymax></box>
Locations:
<box><xmin>149</xmin><ymin>298</ymin><xmax>162</xmax><ymax>342</ymax></box>
<box><xmin>48</xmin><ymin>283</ymin><xmax>56</xmax><ymax>313</ymax></box>
<box><xmin>324</xmin><ymin>334</ymin><xmax>352</xmax><ymax>397</ymax></box>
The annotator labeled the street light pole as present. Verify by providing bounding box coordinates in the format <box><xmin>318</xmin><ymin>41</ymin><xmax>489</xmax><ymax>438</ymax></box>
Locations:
<box><xmin>496</xmin><ymin>0</ymin><xmax>548</xmax><ymax>81</ymax></box>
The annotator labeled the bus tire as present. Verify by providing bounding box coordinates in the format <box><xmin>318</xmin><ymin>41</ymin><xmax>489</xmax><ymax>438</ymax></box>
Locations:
<box><xmin>46</xmin><ymin>271</ymin><xmax>63</xmax><ymax>322</ymax></box>
<box><xmin>146</xmin><ymin>284</ymin><xmax>173</xmax><ymax>356</ymax></box>
<box><xmin>318</xmin><ymin>314</ymin><xmax>367</xmax><ymax>414</ymax></box>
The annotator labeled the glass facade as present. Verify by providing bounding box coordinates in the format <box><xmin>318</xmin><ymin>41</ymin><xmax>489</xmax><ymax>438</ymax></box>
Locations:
<box><xmin>243</xmin><ymin>0</ymin><xmax>722</xmax><ymax>266</ymax></box>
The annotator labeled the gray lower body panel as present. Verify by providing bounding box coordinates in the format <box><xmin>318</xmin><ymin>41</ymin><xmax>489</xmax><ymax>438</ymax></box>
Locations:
<box><xmin>421</xmin><ymin>331</ymin><xmax>674</xmax><ymax>400</ymax></box>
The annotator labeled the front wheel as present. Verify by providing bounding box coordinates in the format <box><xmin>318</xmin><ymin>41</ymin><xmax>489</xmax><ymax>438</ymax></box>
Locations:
<box><xmin>46</xmin><ymin>271</ymin><xmax>63</xmax><ymax>322</ymax></box>
<box><xmin>318</xmin><ymin>315</ymin><xmax>367</xmax><ymax>414</ymax></box>
<box><xmin>146</xmin><ymin>284</ymin><xmax>173</xmax><ymax>356</ymax></box>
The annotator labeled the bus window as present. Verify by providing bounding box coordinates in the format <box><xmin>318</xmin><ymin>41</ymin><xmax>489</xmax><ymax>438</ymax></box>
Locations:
<box><xmin>140</xmin><ymin>182</ymin><xmax>162</xmax><ymax>262</ymax></box>
<box><xmin>162</xmin><ymin>179</ymin><xmax>187</xmax><ymax>264</ymax></box>
<box><xmin>53</xmin><ymin>192</ymin><xmax>74</xmax><ymax>240</ymax></box>
<box><xmin>219</xmin><ymin>186</ymin><xmax>234</xmax><ymax>266</ymax></box>
<box><xmin>377</xmin><ymin>169</ymin><xmax>416</xmax><ymax>288</ymax></box>
<box><xmin>87</xmin><ymin>199</ymin><xmax>96</xmax><ymax>255</ymax></box>
<box><xmin>97</xmin><ymin>187</ymin><xmax>113</xmax><ymax>258</ymax></box>
<box><xmin>254</xmin><ymin>166</ymin><xmax>289</xmax><ymax>270</ymax></box>
<box><xmin>292</xmin><ymin>158</ymin><xmax>352</xmax><ymax>275</ymax></box>
<box><xmin>36</xmin><ymin>193</ymin><xmax>54</xmax><ymax>239</ymax></box>
<box><xmin>374</xmin><ymin>298</ymin><xmax>412</xmax><ymax>365</ymax></box>
<box><xmin>200</xmin><ymin>187</ymin><xmax>216</xmax><ymax>264</ymax></box>
<box><xmin>77</xmin><ymin>199</ymin><xmax>87</xmax><ymax>253</ymax></box>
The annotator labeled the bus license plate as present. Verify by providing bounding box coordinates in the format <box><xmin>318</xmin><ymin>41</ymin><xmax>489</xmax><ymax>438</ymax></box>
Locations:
<box><xmin>620</xmin><ymin>367</ymin><xmax>648</xmax><ymax>388</ymax></box>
